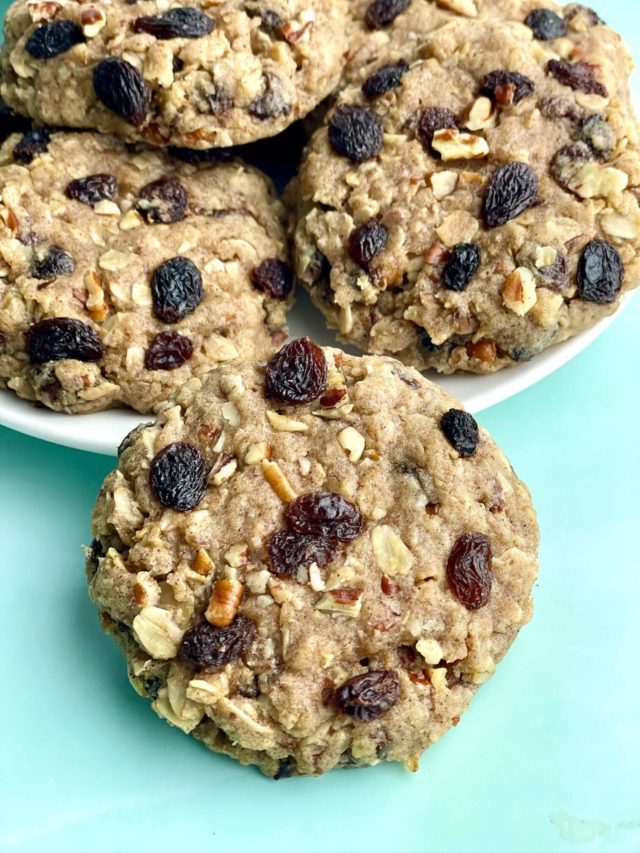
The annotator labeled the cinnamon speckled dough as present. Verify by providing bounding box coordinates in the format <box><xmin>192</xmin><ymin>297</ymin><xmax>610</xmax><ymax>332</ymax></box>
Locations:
<box><xmin>0</xmin><ymin>0</ymin><xmax>347</xmax><ymax>148</ymax></box>
<box><xmin>87</xmin><ymin>345</ymin><xmax>538</xmax><ymax>777</ymax></box>
<box><xmin>289</xmin><ymin>13</ymin><xmax>640</xmax><ymax>373</ymax></box>
<box><xmin>0</xmin><ymin>131</ymin><xmax>292</xmax><ymax>414</ymax></box>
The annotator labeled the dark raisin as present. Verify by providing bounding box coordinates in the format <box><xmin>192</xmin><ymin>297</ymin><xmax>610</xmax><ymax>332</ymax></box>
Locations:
<box><xmin>251</xmin><ymin>259</ymin><xmax>293</xmax><ymax>300</ymax></box>
<box><xmin>417</xmin><ymin>106</ymin><xmax>457</xmax><ymax>152</ymax></box>
<box><xmin>267</xmin><ymin>530</ymin><xmax>336</xmax><ymax>578</ymax></box>
<box><xmin>133</xmin><ymin>7</ymin><xmax>214</xmax><ymax>38</ymax></box>
<box><xmin>137</xmin><ymin>176</ymin><xmax>188</xmax><ymax>224</ymax></box>
<box><xmin>348</xmin><ymin>220</ymin><xmax>388</xmax><ymax>269</ymax></box>
<box><xmin>443</xmin><ymin>243</ymin><xmax>481</xmax><ymax>291</ymax></box>
<box><xmin>26</xmin><ymin>317</ymin><xmax>103</xmax><ymax>363</ymax></box>
<box><xmin>525</xmin><ymin>8</ymin><xmax>568</xmax><ymax>39</ymax></box>
<box><xmin>144</xmin><ymin>330</ymin><xmax>193</xmax><ymax>370</ymax></box>
<box><xmin>258</xmin><ymin>10</ymin><xmax>283</xmax><ymax>34</ymax></box>
<box><xmin>335</xmin><ymin>671</ymin><xmax>400</xmax><ymax>721</ymax></box>
<box><xmin>362</xmin><ymin>60</ymin><xmax>408</xmax><ymax>100</ymax></box>
<box><xmin>25</xmin><ymin>20</ymin><xmax>84</xmax><ymax>59</ymax></box>
<box><xmin>364</xmin><ymin>0</ymin><xmax>411</xmax><ymax>29</ymax></box>
<box><xmin>85</xmin><ymin>537</ymin><xmax>104</xmax><ymax>576</ymax></box>
<box><xmin>440</xmin><ymin>408</ymin><xmax>479</xmax><ymax>457</ymax></box>
<box><xmin>249</xmin><ymin>73</ymin><xmax>290</xmax><ymax>120</ymax></box>
<box><xmin>93</xmin><ymin>57</ymin><xmax>151</xmax><ymax>127</ymax></box>
<box><xmin>274</xmin><ymin>758</ymin><xmax>296</xmax><ymax>780</ymax></box>
<box><xmin>537</xmin><ymin>95</ymin><xmax>585</xmax><ymax>123</ymax></box>
<box><xmin>180</xmin><ymin>615</ymin><xmax>257</xmax><ymax>668</ymax></box>
<box><xmin>0</xmin><ymin>102</ymin><xmax>31</xmax><ymax>142</ymax></box>
<box><xmin>13</xmin><ymin>128</ymin><xmax>50</xmax><ymax>163</ymax></box>
<box><xmin>446</xmin><ymin>533</ymin><xmax>493</xmax><ymax>610</ymax></box>
<box><xmin>66</xmin><ymin>173</ymin><xmax>118</xmax><ymax>206</ymax></box>
<box><xmin>151</xmin><ymin>257</ymin><xmax>203</xmax><ymax>324</ymax></box>
<box><xmin>328</xmin><ymin>105</ymin><xmax>383</xmax><ymax>163</ymax></box>
<box><xmin>144</xmin><ymin>676</ymin><xmax>162</xmax><ymax>700</ymax></box>
<box><xmin>576</xmin><ymin>239</ymin><xmax>623</xmax><ymax>304</ymax></box>
<box><xmin>481</xmin><ymin>70</ymin><xmax>535</xmax><ymax>106</ymax></box>
<box><xmin>547</xmin><ymin>59</ymin><xmax>607</xmax><ymax>97</ymax></box>
<box><xmin>285</xmin><ymin>491</ymin><xmax>362</xmax><ymax>543</ymax></box>
<box><xmin>32</xmin><ymin>245</ymin><xmax>75</xmax><ymax>279</ymax></box>
<box><xmin>264</xmin><ymin>337</ymin><xmax>327</xmax><ymax>404</ymax></box>
<box><xmin>482</xmin><ymin>162</ymin><xmax>538</xmax><ymax>228</ymax></box>
<box><xmin>205</xmin><ymin>88</ymin><xmax>233</xmax><ymax>116</ymax></box>
<box><xmin>580</xmin><ymin>114</ymin><xmax>616</xmax><ymax>158</ymax></box>
<box><xmin>149</xmin><ymin>441</ymin><xmax>207</xmax><ymax>511</ymax></box>
<box><xmin>537</xmin><ymin>251</ymin><xmax>568</xmax><ymax>290</ymax></box>
<box><xmin>551</xmin><ymin>142</ymin><xmax>592</xmax><ymax>192</ymax></box>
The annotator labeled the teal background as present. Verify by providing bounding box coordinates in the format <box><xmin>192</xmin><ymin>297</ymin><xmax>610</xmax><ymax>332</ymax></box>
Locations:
<box><xmin>1</xmin><ymin>3</ymin><xmax>640</xmax><ymax>850</ymax></box>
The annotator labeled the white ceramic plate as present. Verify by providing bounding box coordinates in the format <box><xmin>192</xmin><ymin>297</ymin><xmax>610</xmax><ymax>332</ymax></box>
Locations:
<box><xmin>0</xmin><ymin>288</ymin><xmax>631</xmax><ymax>456</ymax></box>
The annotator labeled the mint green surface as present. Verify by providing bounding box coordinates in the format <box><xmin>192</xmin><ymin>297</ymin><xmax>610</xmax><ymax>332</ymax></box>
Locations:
<box><xmin>2</xmin><ymin>3</ymin><xmax>640</xmax><ymax>849</ymax></box>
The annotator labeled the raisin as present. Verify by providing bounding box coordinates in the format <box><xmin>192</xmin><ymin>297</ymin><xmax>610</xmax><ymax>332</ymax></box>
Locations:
<box><xmin>86</xmin><ymin>537</ymin><xmax>104</xmax><ymax>576</ymax></box>
<box><xmin>576</xmin><ymin>239</ymin><xmax>623</xmax><ymax>304</ymax></box>
<box><xmin>266</xmin><ymin>530</ymin><xmax>336</xmax><ymax>578</ymax></box>
<box><xmin>525</xmin><ymin>8</ymin><xmax>567</xmax><ymax>40</ymax></box>
<box><xmin>443</xmin><ymin>243</ymin><xmax>481</xmax><ymax>291</ymax></box>
<box><xmin>364</xmin><ymin>0</ymin><xmax>411</xmax><ymax>29</ymax></box>
<box><xmin>137</xmin><ymin>176</ymin><xmax>188</xmax><ymax>224</ymax></box>
<box><xmin>264</xmin><ymin>337</ymin><xmax>327</xmax><ymax>404</ymax></box>
<box><xmin>0</xmin><ymin>102</ymin><xmax>31</xmax><ymax>142</ymax></box>
<box><xmin>362</xmin><ymin>60</ymin><xmax>408</xmax><ymax>100</ymax></box>
<box><xmin>537</xmin><ymin>95</ymin><xmax>585</xmax><ymax>123</ymax></box>
<box><xmin>151</xmin><ymin>257</ymin><xmax>203</xmax><ymax>324</ymax></box>
<box><xmin>26</xmin><ymin>317</ymin><xmax>103</xmax><ymax>363</ymax></box>
<box><xmin>274</xmin><ymin>758</ymin><xmax>296</xmax><ymax>780</ymax></box>
<box><xmin>580</xmin><ymin>114</ymin><xmax>615</xmax><ymax>159</ymax></box>
<box><xmin>335</xmin><ymin>671</ymin><xmax>400</xmax><ymax>721</ymax></box>
<box><xmin>145</xmin><ymin>330</ymin><xmax>193</xmax><ymax>370</ymax></box>
<box><xmin>417</xmin><ymin>106</ymin><xmax>457</xmax><ymax>152</ymax></box>
<box><xmin>133</xmin><ymin>7</ymin><xmax>214</xmax><ymax>38</ymax></box>
<box><xmin>440</xmin><ymin>408</ymin><xmax>479</xmax><ymax>457</ymax></box>
<box><xmin>144</xmin><ymin>676</ymin><xmax>162</xmax><ymax>700</ymax></box>
<box><xmin>481</xmin><ymin>70</ymin><xmax>535</xmax><ymax>106</ymax></box>
<box><xmin>348</xmin><ymin>220</ymin><xmax>388</xmax><ymax>269</ymax></box>
<box><xmin>564</xmin><ymin>4</ymin><xmax>603</xmax><ymax>26</ymax></box>
<box><xmin>13</xmin><ymin>128</ymin><xmax>50</xmax><ymax>164</ymax></box>
<box><xmin>547</xmin><ymin>60</ymin><xmax>607</xmax><ymax>97</ymax></box>
<box><xmin>149</xmin><ymin>441</ymin><xmax>207</xmax><ymax>511</ymax></box>
<box><xmin>66</xmin><ymin>173</ymin><xmax>118</xmax><ymax>206</ymax></box>
<box><xmin>249</xmin><ymin>73</ymin><xmax>290</xmax><ymax>120</ymax></box>
<box><xmin>180</xmin><ymin>615</ymin><xmax>257</xmax><ymax>668</ymax></box>
<box><xmin>482</xmin><ymin>162</ymin><xmax>538</xmax><ymax>228</ymax></box>
<box><xmin>285</xmin><ymin>491</ymin><xmax>362</xmax><ymax>543</ymax></box>
<box><xmin>117</xmin><ymin>422</ymin><xmax>151</xmax><ymax>457</ymax></box>
<box><xmin>93</xmin><ymin>57</ymin><xmax>151</xmax><ymax>127</ymax></box>
<box><xmin>328</xmin><ymin>105</ymin><xmax>383</xmax><ymax>163</ymax></box>
<box><xmin>551</xmin><ymin>142</ymin><xmax>592</xmax><ymax>192</ymax></box>
<box><xmin>25</xmin><ymin>20</ymin><xmax>84</xmax><ymax>59</ymax></box>
<box><xmin>32</xmin><ymin>245</ymin><xmax>75</xmax><ymax>279</ymax></box>
<box><xmin>251</xmin><ymin>258</ymin><xmax>293</xmax><ymax>299</ymax></box>
<box><xmin>446</xmin><ymin>533</ymin><xmax>493</xmax><ymax>610</ymax></box>
<box><xmin>258</xmin><ymin>10</ymin><xmax>283</xmax><ymax>34</ymax></box>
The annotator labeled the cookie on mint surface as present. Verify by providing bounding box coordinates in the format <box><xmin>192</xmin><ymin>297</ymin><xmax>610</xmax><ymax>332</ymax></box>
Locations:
<box><xmin>0</xmin><ymin>1</ymin><xmax>347</xmax><ymax>148</ymax></box>
<box><xmin>289</xmin><ymin>12</ymin><xmax>640</xmax><ymax>373</ymax></box>
<box><xmin>0</xmin><ymin>131</ymin><xmax>292</xmax><ymax>414</ymax></box>
<box><xmin>87</xmin><ymin>338</ymin><xmax>538</xmax><ymax>777</ymax></box>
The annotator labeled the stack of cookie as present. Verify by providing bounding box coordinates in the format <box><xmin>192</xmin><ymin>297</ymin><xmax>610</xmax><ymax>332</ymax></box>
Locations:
<box><xmin>0</xmin><ymin>1</ymin><xmax>636</xmax><ymax>777</ymax></box>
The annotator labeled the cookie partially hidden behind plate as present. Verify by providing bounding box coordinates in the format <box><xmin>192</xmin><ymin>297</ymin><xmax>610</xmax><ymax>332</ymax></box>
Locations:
<box><xmin>0</xmin><ymin>131</ymin><xmax>293</xmax><ymax>414</ymax></box>
<box><xmin>289</xmin><ymin>13</ymin><xmax>640</xmax><ymax>373</ymax></box>
<box><xmin>0</xmin><ymin>0</ymin><xmax>348</xmax><ymax>148</ymax></box>
<box><xmin>87</xmin><ymin>339</ymin><xmax>538</xmax><ymax>777</ymax></box>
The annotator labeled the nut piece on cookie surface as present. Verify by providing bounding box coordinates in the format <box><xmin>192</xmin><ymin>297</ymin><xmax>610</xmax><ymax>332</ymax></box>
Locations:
<box><xmin>87</xmin><ymin>341</ymin><xmax>539</xmax><ymax>777</ymax></box>
<box><xmin>290</xmin><ymin>13</ymin><xmax>640</xmax><ymax>375</ymax></box>
<box><xmin>1</xmin><ymin>0</ymin><xmax>348</xmax><ymax>148</ymax></box>
<box><xmin>0</xmin><ymin>131</ymin><xmax>293</xmax><ymax>414</ymax></box>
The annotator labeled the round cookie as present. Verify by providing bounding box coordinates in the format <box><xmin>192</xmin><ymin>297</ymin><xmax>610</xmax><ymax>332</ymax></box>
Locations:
<box><xmin>87</xmin><ymin>338</ymin><xmax>538</xmax><ymax>777</ymax></box>
<box><xmin>289</xmin><ymin>12</ymin><xmax>640</xmax><ymax>373</ymax></box>
<box><xmin>0</xmin><ymin>131</ymin><xmax>292</xmax><ymax>414</ymax></box>
<box><xmin>0</xmin><ymin>1</ymin><xmax>347</xmax><ymax>148</ymax></box>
